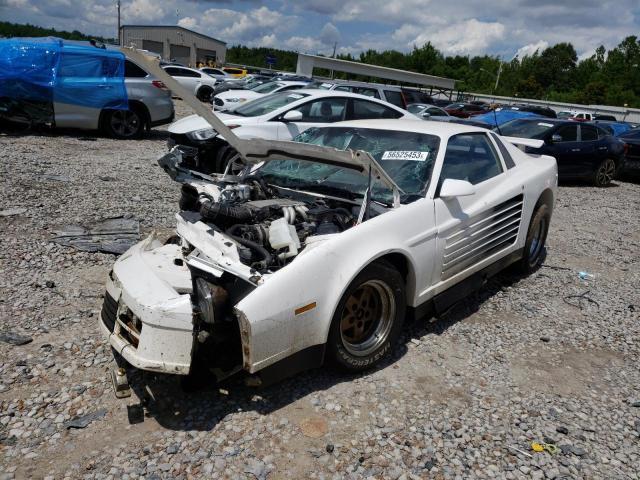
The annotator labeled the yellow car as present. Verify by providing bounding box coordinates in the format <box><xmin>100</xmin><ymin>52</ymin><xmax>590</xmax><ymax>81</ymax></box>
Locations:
<box><xmin>222</xmin><ymin>67</ymin><xmax>247</xmax><ymax>78</ymax></box>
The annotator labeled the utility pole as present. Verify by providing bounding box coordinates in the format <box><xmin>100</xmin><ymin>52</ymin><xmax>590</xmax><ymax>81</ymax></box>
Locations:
<box><xmin>117</xmin><ymin>0</ymin><xmax>121</xmax><ymax>46</ymax></box>
<box><xmin>330</xmin><ymin>41</ymin><xmax>337</xmax><ymax>79</ymax></box>
<box><xmin>494</xmin><ymin>61</ymin><xmax>502</xmax><ymax>94</ymax></box>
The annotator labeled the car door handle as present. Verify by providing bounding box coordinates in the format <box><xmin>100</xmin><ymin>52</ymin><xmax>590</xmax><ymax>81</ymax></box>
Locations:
<box><xmin>571</xmin><ymin>148</ymin><xmax>581</xmax><ymax>152</ymax></box>
<box><xmin>97</xmin><ymin>84</ymin><xmax>113</xmax><ymax>89</ymax></box>
<box><xmin>597</xmin><ymin>146</ymin><xmax>607</xmax><ymax>150</ymax></box>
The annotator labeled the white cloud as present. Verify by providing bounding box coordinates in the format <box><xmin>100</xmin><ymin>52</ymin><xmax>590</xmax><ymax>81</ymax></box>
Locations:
<box><xmin>515</xmin><ymin>40</ymin><xmax>549</xmax><ymax>59</ymax></box>
<box><xmin>319</xmin><ymin>22</ymin><xmax>340</xmax><ymax>46</ymax></box>
<box><xmin>122</xmin><ymin>0</ymin><xmax>165</xmax><ymax>22</ymax></box>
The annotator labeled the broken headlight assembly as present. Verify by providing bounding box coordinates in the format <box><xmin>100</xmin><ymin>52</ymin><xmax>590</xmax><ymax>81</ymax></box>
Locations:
<box><xmin>194</xmin><ymin>277</ymin><xmax>229</xmax><ymax>325</ymax></box>
<box><xmin>195</xmin><ymin>277</ymin><xmax>215</xmax><ymax>324</ymax></box>
<box><xmin>186</xmin><ymin>128</ymin><xmax>216</xmax><ymax>141</ymax></box>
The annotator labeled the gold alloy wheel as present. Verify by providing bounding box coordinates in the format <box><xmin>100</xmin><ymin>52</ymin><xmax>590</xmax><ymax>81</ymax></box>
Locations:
<box><xmin>339</xmin><ymin>279</ymin><xmax>396</xmax><ymax>357</ymax></box>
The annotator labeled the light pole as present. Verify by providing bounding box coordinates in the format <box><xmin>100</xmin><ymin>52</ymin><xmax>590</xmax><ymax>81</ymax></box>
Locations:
<box><xmin>117</xmin><ymin>0</ymin><xmax>121</xmax><ymax>45</ymax></box>
<box><xmin>480</xmin><ymin>62</ymin><xmax>502</xmax><ymax>94</ymax></box>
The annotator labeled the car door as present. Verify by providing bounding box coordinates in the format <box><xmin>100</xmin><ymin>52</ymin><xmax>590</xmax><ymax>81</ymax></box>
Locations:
<box><xmin>432</xmin><ymin>132</ymin><xmax>523</xmax><ymax>290</ymax></box>
<box><xmin>277</xmin><ymin>97</ymin><xmax>348</xmax><ymax>140</ymax></box>
<box><xmin>54</xmin><ymin>51</ymin><xmax>123</xmax><ymax>129</ymax></box>
<box><xmin>544</xmin><ymin>124</ymin><xmax>581</xmax><ymax>176</ymax></box>
<box><xmin>577</xmin><ymin>124</ymin><xmax>606</xmax><ymax>174</ymax></box>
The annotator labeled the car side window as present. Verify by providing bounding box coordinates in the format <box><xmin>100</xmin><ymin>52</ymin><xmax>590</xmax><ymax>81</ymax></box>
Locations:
<box><xmin>279</xmin><ymin>85</ymin><xmax>304</xmax><ymax>91</ymax></box>
<box><xmin>171</xmin><ymin>68</ymin><xmax>200</xmax><ymax>78</ymax></box>
<box><xmin>334</xmin><ymin>86</ymin><xmax>352</xmax><ymax>92</ymax></box>
<box><xmin>426</xmin><ymin>107</ymin><xmax>444</xmax><ymax>116</ymax></box>
<box><xmin>350</xmin><ymin>99</ymin><xmax>403</xmax><ymax>120</ymax></box>
<box><xmin>554</xmin><ymin>125</ymin><xmax>578</xmax><ymax>142</ymax></box>
<box><xmin>383</xmin><ymin>90</ymin><xmax>404</xmax><ymax>108</ymax></box>
<box><xmin>440</xmin><ymin>133</ymin><xmax>503</xmax><ymax>185</ymax></box>
<box><xmin>124</xmin><ymin>60</ymin><xmax>148</xmax><ymax>78</ymax></box>
<box><xmin>580</xmin><ymin>125</ymin><xmax>598</xmax><ymax>141</ymax></box>
<box><xmin>490</xmin><ymin>133</ymin><xmax>515</xmax><ymax>169</ymax></box>
<box><xmin>295</xmin><ymin>98</ymin><xmax>347</xmax><ymax>123</ymax></box>
<box><xmin>353</xmin><ymin>87</ymin><xmax>380</xmax><ymax>98</ymax></box>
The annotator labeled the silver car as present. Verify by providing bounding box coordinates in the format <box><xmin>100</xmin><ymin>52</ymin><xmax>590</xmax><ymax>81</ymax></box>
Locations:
<box><xmin>54</xmin><ymin>57</ymin><xmax>174</xmax><ymax>139</ymax></box>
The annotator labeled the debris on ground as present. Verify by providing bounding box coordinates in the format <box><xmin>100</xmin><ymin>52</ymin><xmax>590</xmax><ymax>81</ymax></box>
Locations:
<box><xmin>64</xmin><ymin>409</ymin><xmax>107</xmax><ymax>429</ymax></box>
<box><xmin>0</xmin><ymin>331</ymin><xmax>33</xmax><ymax>346</ymax></box>
<box><xmin>0</xmin><ymin>207</ymin><xmax>27</xmax><ymax>217</ymax></box>
<box><xmin>51</xmin><ymin>215</ymin><xmax>140</xmax><ymax>254</ymax></box>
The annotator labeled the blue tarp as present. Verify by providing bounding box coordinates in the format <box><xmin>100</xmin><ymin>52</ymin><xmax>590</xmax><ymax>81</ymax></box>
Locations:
<box><xmin>0</xmin><ymin>37</ymin><xmax>127</xmax><ymax>123</ymax></box>
<box><xmin>472</xmin><ymin>109</ymin><xmax>540</xmax><ymax>128</ymax></box>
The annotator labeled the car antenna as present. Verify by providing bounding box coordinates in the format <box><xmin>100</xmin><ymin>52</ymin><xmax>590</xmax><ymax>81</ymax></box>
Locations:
<box><xmin>493</xmin><ymin>106</ymin><xmax>503</xmax><ymax>135</ymax></box>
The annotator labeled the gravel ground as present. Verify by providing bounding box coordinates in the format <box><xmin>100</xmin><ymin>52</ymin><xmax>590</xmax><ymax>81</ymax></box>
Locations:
<box><xmin>1</xmin><ymin>100</ymin><xmax>639</xmax><ymax>480</ymax></box>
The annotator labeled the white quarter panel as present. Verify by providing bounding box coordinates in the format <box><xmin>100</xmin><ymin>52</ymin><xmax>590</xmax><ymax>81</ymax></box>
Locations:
<box><xmin>235</xmin><ymin>198</ymin><xmax>437</xmax><ymax>372</ymax></box>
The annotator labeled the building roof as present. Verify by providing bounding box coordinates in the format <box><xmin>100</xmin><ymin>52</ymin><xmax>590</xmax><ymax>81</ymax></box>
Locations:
<box><xmin>120</xmin><ymin>25</ymin><xmax>226</xmax><ymax>45</ymax></box>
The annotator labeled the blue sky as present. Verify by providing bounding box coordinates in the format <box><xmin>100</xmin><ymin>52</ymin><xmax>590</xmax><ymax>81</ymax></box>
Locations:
<box><xmin>2</xmin><ymin>0</ymin><xmax>639</xmax><ymax>59</ymax></box>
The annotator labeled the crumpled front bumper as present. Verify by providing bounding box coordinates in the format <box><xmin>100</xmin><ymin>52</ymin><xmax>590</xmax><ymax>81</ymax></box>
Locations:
<box><xmin>99</xmin><ymin>235</ymin><xmax>195</xmax><ymax>375</ymax></box>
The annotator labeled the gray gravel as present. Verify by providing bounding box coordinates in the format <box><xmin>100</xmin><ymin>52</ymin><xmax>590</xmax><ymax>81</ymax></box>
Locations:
<box><xmin>1</xmin><ymin>100</ymin><xmax>639</xmax><ymax>479</ymax></box>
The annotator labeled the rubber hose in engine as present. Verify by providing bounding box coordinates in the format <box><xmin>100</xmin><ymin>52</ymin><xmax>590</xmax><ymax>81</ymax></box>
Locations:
<box><xmin>224</xmin><ymin>230</ymin><xmax>273</xmax><ymax>270</ymax></box>
<box><xmin>200</xmin><ymin>202</ymin><xmax>253</xmax><ymax>223</ymax></box>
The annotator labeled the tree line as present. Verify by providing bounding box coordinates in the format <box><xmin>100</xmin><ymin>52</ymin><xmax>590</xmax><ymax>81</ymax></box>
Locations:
<box><xmin>2</xmin><ymin>21</ymin><xmax>638</xmax><ymax>108</ymax></box>
<box><xmin>228</xmin><ymin>37</ymin><xmax>640</xmax><ymax>108</ymax></box>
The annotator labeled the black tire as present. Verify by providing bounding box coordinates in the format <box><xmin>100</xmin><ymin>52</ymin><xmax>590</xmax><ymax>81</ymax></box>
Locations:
<box><xmin>326</xmin><ymin>261</ymin><xmax>405</xmax><ymax>372</ymax></box>
<box><xmin>103</xmin><ymin>107</ymin><xmax>146</xmax><ymax>139</ymax></box>
<box><xmin>592</xmin><ymin>158</ymin><xmax>617</xmax><ymax>187</ymax></box>
<box><xmin>215</xmin><ymin>145</ymin><xmax>245</xmax><ymax>174</ymax></box>
<box><xmin>197</xmin><ymin>86</ymin><xmax>214</xmax><ymax>103</ymax></box>
<box><xmin>516</xmin><ymin>203</ymin><xmax>550</xmax><ymax>274</ymax></box>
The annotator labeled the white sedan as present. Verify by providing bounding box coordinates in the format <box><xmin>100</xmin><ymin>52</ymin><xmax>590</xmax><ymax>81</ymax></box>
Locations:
<box><xmin>169</xmin><ymin>89</ymin><xmax>415</xmax><ymax>174</ymax></box>
<box><xmin>100</xmin><ymin>120</ymin><xmax>557</xmax><ymax>382</ymax></box>
<box><xmin>162</xmin><ymin>65</ymin><xmax>217</xmax><ymax>102</ymax></box>
<box><xmin>212</xmin><ymin>80</ymin><xmax>309</xmax><ymax>110</ymax></box>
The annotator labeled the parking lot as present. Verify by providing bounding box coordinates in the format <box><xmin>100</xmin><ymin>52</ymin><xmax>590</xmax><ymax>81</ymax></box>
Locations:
<box><xmin>1</xmin><ymin>99</ymin><xmax>639</xmax><ymax>480</ymax></box>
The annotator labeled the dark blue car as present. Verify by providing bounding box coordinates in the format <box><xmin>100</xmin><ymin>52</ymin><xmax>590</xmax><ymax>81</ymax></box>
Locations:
<box><xmin>497</xmin><ymin>118</ymin><xmax>626</xmax><ymax>187</ymax></box>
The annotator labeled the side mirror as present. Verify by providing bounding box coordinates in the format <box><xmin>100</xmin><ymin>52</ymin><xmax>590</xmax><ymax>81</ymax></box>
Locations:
<box><xmin>421</xmin><ymin>112</ymin><xmax>431</xmax><ymax>120</ymax></box>
<box><xmin>440</xmin><ymin>179</ymin><xmax>475</xmax><ymax>200</ymax></box>
<box><xmin>550</xmin><ymin>134</ymin><xmax>562</xmax><ymax>143</ymax></box>
<box><xmin>282</xmin><ymin>110</ymin><xmax>303</xmax><ymax>122</ymax></box>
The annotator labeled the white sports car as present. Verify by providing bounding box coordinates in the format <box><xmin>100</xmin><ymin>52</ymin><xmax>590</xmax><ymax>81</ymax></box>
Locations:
<box><xmin>100</xmin><ymin>119</ymin><xmax>557</xmax><ymax>383</ymax></box>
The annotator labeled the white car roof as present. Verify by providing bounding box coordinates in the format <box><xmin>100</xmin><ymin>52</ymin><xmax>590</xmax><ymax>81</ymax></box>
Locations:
<box><xmin>323</xmin><ymin>118</ymin><xmax>488</xmax><ymax>137</ymax></box>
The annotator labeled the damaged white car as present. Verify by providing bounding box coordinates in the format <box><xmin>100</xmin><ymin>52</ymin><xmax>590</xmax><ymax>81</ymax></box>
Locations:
<box><xmin>100</xmin><ymin>119</ymin><xmax>557</xmax><ymax>383</ymax></box>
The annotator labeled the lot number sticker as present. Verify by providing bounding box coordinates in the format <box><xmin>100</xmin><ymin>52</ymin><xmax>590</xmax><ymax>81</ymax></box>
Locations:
<box><xmin>382</xmin><ymin>151</ymin><xmax>429</xmax><ymax>161</ymax></box>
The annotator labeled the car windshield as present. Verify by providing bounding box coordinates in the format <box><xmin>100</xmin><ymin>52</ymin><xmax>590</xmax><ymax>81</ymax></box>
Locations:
<box><xmin>232</xmin><ymin>91</ymin><xmax>309</xmax><ymax>117</ymax></box>
<box><xmin>255</xmin><ymin>127</ymin><xmax>440</xmax><ymax>205</ymax></box>
<box><xmin>251</xmin><ymin>81</ymin><xmax>284</xmax><ymax>93</ymax></box>
<box><xmin>498</xmin><ymin>119</ymin><xmax>555</xmax><ymax>139</ymax></box>
<box><xmin>407</xmin><ymin>105</ymin><xmax>425</xmax><ymax>114</ymax></box>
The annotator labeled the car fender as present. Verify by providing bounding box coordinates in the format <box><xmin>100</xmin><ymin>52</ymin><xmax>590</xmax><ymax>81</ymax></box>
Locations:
<box><xmin>235</xmin><ymin>199</ymin><xmax>434</xmax><ymax>373</ymax></box>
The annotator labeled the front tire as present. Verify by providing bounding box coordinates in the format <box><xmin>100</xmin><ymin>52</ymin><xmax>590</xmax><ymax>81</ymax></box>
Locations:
<box><xmin>516</xmin><ymin>203</ymin><xmax>550</xmax><ymax>274</ymax></box>
<box><xmin>593</xmin><ymin>158</ymin><xmax>616</xmax><ymax>187</ymax></box>
<box><xmin>326</xmin><ymin>261</ymin><xmax>405</xmax><ymax>372</ymax></box>
<box><xmin>215</xmin><ymin>145</ymin><xmax>245</xmax><ymax>175</ymax></box>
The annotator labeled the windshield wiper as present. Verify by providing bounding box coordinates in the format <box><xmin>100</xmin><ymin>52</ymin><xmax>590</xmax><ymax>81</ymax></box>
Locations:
<box><xmin>290</xmin><ymin>182</ymin><xmax>363</xmax><ymax>200</ymax></box>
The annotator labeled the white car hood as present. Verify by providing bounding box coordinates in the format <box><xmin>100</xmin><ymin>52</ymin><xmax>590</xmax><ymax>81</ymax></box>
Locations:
<box><xmin>168</xmin><ymin>112</ymin><xmax>258</xmax><ymax>134</ymax></box>
<box><xmin>217</xmin><ymin>90</ymin><xmax>263</xmax><ymax>102</ymax></box>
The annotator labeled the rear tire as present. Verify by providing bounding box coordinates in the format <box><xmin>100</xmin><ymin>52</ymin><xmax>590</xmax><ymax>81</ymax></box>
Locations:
<box><xmin>592</xmin><ymin>158</ymin><xmax>616</xmax><ymax>187</ymax></box>
<box><xmin>516</xmin><ymin>203</ymin><xmax>550</xmax><ymax>274</ymax></box>
<box><xmin>197</xmin><ymin>86</ymin><xmax>214</xmax><ymax>103</ymax></box>
<box><xmin>103</xmin><ymin>107</ymin><xmax>146</xmax><ymax>139</ymax></box>
<box><xmin>326</xmin><ymin>261</ymin><xmax>405</xmax><ymax>372</ymax></box>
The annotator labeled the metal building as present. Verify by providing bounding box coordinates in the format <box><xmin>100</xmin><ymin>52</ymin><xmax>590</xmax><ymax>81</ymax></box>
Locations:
<box><xmin>120</xmin><ymin>25</ymin><xmax>226</xmax><ymax>67</ymax></box>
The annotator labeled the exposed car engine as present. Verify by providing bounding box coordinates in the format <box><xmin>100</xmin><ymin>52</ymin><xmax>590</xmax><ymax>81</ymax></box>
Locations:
<box><xmin>179</xmin><ymin>178</ymin><xmax>360</xmax><ymax>272</ymax></box>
